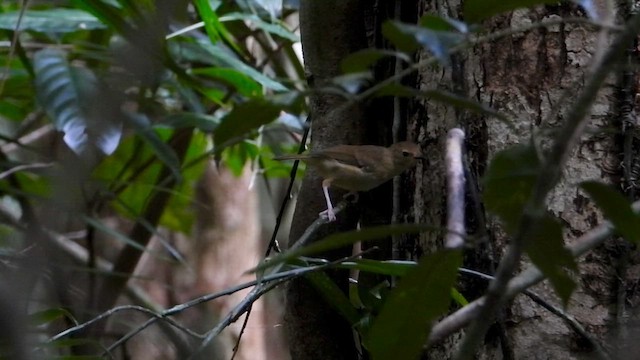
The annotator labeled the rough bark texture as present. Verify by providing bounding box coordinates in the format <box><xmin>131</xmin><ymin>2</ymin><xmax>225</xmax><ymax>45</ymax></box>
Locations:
<box><xmin>287</xmin><ymin>0</ymin><xmax>640</xmax><ymax>358</ymax></box>
<box><xmin>410</xmin><ymin>0</ymin><xmax>640</xmax><ymax>359</ymax></box>
<box><xmin>284</xmin><ymin>1</ymin><xmax>369</xmax><ymax>359</ymax></box>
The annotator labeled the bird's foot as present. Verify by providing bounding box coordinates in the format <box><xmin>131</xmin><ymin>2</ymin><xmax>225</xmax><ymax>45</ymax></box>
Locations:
<box><xmin>319</xmin><ymin>208</ymin><xmax>337</xmax><ymax>222</ymax></box>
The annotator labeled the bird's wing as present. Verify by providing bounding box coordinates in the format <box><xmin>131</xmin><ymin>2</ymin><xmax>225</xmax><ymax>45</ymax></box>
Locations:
<box><xmin>316</xmin><ymin>145</ymin><xmax>386</xmax><ymax>173</ymax></box>
<box><xmin>311</xmin><ymin>145</ymin><xmax>364</xmax><ymax>168</ymax></box>
<box><xmin>353</xmin><ymin>146</ymin><xmax>387</xmax><ymax>173</ymax></box>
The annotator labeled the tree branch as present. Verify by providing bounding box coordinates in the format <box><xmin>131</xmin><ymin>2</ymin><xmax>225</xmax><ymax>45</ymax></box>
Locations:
<box><xmin>429</xmin><ymin>200</ymin><xmax>639</xmax><ymax>345</ymax></box>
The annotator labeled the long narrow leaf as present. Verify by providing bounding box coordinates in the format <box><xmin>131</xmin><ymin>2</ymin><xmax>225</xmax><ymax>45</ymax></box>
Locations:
<box><xmin>194</xmin><ymin>0</ymin><xmax>244</xmax><ymax>55</ymax></box>
<box><xmin>366</xmin><ymin>250</ymin><xmax>462</xmax><ymax>360</ymax></box>
<box><xmin>254</xmin><ymin>224</ymin><xmax>441</xmax><ymax>272</ymax></box>
<box><xmin>0</xmin><ymin>9</ymin><xmax>105</xmax><ymax>32</ymax></box>
<box><xmin>124</xmin><ymin>112</ymin><xmax>182</xmax><ymax>181</ymax></box>
<box><xmin>33</xmin><ymin>49</ymin><xmax>122</xmax><ymax>155</ymax></box>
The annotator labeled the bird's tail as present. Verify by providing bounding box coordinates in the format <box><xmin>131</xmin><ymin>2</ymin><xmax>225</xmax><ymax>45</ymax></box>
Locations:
<box><xmin>273</xmin><ymin>154</ymin><xmax>308</xmax><ymax>161</ymax></box>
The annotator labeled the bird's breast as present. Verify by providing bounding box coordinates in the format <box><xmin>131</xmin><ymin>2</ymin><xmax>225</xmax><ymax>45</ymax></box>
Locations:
<box><xmin>313</xmin><ymin>159</ymin><xmax>387</xmax><ymax>191</ymax></box>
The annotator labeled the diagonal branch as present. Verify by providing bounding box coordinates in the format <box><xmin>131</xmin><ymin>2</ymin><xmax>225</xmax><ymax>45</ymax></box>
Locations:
<box><xmin>431</xmin><ymin>200</ymin><xmax>640</xmax><ymax>349</ymax></box>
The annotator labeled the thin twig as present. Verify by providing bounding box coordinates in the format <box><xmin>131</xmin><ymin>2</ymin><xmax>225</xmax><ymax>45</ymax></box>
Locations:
<box><xmin>264</xmin><ymin>116</ymin><xmax>311</xmax><ymax>256</ymax></box>
<box><xmin>49</xmin><ymin>305</ymin><xmax>202</xmax><ymax>343</ymax></box>
<box><xmin>445</xmin><ymin>128</ymin><xmax>466</xmax><ymax>249</ymax></box>
<box><xmin>0</xmin><ymin>162</ymin><xmax>53</xmax><ymax>180</ymax></box>
<box><xmin>189</xmin><ymin>238</ymin><xmax>363</xmax><ymax>358</ymax></box>
<box><xmin>230</xmin><ymin>303</ymin><xmax>252</xmax><ymax>360</ymax></box>
<box><xmin>50</xmin><ymin>200</ymin><xmax>351</xmax><ymax>356</ymax></box>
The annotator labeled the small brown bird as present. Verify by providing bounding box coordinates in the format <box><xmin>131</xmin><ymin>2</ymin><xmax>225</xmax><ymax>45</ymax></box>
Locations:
<box><xmin>275</xmin><ymin>141</ymin><xmax>424</xmax><ymax>221</ymax></box>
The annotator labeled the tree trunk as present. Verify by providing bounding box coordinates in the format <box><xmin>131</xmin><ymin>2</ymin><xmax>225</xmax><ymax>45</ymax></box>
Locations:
<box><xmin>191</xmin><ymin>162</ymin><xmax>268</xmax><ymax>360</ymax></box>
<box><xmin>288</xmin><ymin>0</ymin><xmax>639</xmax><ymax>358</ymax></box>
<box><xmin>284</xmin><ymin>1</ymin><xmax>369</xmax><ymax>359</ymax></box>
<box><xmin>409</xmin><ymin>1</ymin><xmax>635</xmax><ymax>358</ymax></box>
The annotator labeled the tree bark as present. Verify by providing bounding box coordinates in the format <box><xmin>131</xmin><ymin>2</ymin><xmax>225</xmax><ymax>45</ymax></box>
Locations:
<box><xmin>411</xmin><ymin>1</ymin><xmax>636</xmax><ymax>358</ymax></box>
<box><xmin>284</xmin><ymin>1</ymin><xmax>369</xmax><ymax>359</ymax></box>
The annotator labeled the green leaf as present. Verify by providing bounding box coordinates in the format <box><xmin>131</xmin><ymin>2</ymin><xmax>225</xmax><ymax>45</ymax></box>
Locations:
<box><xmin>192</xmin><ymin>67</ymin><xmax>262</xmax><ymax>96</ymax></box>
<box><xmin>483</xmin><ymin>144</ymin><xmax>541</xmax><ymax>232</ymax></box>
<box><xmin>450</xmin><ymin>288</ymin><xmax>468</xmax><ymax>306</ymax></box>
<box><xmin>161</xmin><ymin>112</ymin><xmax>221</xmax><ymax>132</ymax></box>
<box><xmin>255</xmin><ymin>224</ymin><xmax>440</xmax><ymax>272</ymax></box>
<box><xmin>307</xmin><ymin>271</ymin><xmax>361</xmax><ymax>325</ymax></box>
<box><xmin>0</xmin><ymin>100</ymin><xmax>28</xmax><ymax>121</ymax></box>
<box><xmin>92</xmin><ymin>136</ymin><xmax>160</xmax><ymax>220</ymax></box>
<box><xmin>341</xmin><ymin>49</ymin><xmax>411</xmax><ymax>74</ymax></box>
<box><xmin>525</xmin><ymin>214</ymin><xmax>577</xmax><ymax>306</ymax></box>
<box><xmin>0</xmin><ymin>9</ymin><xmax>106</xmax><ymax>33</ymax></box>
<box><xmin>84</xmin><ymin>216</ymin><xmax>149</xmax><ymax>254</ymax></box>
<box><xmin>214</xmin><ymin>98</ymin><xmax>280</xmax><ymax>149</ymax></box>
<box><xmin>33</xmin><ymin>48</ymin><xmax>122</xmax><ymax>155</ymax></box>
<box><xmin>159</xmin><ymin>132</ymin><xmax>208</xmax><ymax>233</ymax></box>
<box><xmin>382</xmin><ymin>21</ymin><xmax>420</xmax><ymax>53</ymax></box>
<box><xmin>220</xmin><ymin>12</ymin><xmax>299</xmax><ymax>42</ymax></box>
<box><xmin>356</xmin><ymin>280</ymin><xmax>392</xmax><ymax>315</ymax></box>
<box><xmin>72</xmin><ymin>0</ymin><xmax>133</xmax><ymax>36</ymax></box>
<box><xmin>29</xmin><ymin>308</ymin><xmax>77</xmax><ymax>326</ymax></box>
<box><xmin>337</xmin><ymin>259</ymin><xmax>416</xmax><ymax>277</ymax></box>
<box><xmin>365</xmin><ymin>250</ymin><xmax>462</xmax><ymax>360</ymax></box>
<box><xmin>124</xmin><ymin>112</ymin><xmax>181</xmax><ymax>181</ymax></box>
<box><xmin>221</xmin><ymin>141</ymin><xmax>258</xmax><ymax>176</ymax></box>
<box><xmin>420</xmin><ymin>14</ymin><xmax>469</xmax><ymax>33</ymax></box>
<box><xmin>581</xmin><ymin>181</ymin><xmax>640</xmax><ymax>243</ymax></box>
<box><xmin>200</xmin><ymin>41</ymin><xmax>287</xmax><ymax>91</ymax></box>
<box><xmin>383</xmin><ymin>21</ymin><xmax>466</xmax><ymax>65</ymax></box>
<box><xmin>194</xmin><ymin>0</ymin><xmax>243</xmax><ymax>55</ymax></box>
<box><xmin>464</xmin><ymin>0</ymin><xmax>560</xmax><ymax>23</ymax></box>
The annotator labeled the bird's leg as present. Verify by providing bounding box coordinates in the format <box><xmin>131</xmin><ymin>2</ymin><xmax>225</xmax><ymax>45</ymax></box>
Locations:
<box><xmin>319</xmin><ymin>179</ymin><xmax>337</xmax><ymax>221</ymax></box>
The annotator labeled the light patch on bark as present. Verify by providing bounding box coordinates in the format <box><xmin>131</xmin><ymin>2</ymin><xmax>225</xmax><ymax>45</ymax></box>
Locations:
<box><xmin>191</xmin><ymin>162</ymin><xmax>269</xmax><ymax>360</ymax></box>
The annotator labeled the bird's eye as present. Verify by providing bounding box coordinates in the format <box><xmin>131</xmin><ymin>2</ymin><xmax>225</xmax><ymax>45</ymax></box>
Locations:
<box><xmin>402</xmin><ymin>150</ymin><xmax>410</xmax><ymax>157</ymax></box>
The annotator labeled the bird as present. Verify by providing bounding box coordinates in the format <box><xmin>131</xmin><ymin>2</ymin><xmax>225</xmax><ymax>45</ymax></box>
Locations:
<box><xmin>274</xmin><ymin>141</ymin><xmax>424</xmax><ymax>221</ymax></box>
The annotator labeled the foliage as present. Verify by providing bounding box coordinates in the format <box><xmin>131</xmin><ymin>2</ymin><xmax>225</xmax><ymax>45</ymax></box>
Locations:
<box><xmin>0</xmin><ymin>0</ymin><xmax>631</xmax><ymax>359</ymax></box>
<box><xmin>0</xmin><ymin>0</ymin><xmax>303</xmax><ymax>357</ymax></box>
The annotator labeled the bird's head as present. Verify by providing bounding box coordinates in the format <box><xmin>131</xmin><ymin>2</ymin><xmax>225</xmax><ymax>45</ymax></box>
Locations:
<box><xmin>390</xmin><ymin>141</ymin><xmax>425</xmax><ymax>170</ymax></box>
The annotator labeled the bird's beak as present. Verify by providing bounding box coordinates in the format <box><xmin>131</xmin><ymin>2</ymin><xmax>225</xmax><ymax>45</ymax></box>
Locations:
<box><xmin>415</xmin><ymin>155</ymin><xmax>426</xmax><ymax>160</ymax></box>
